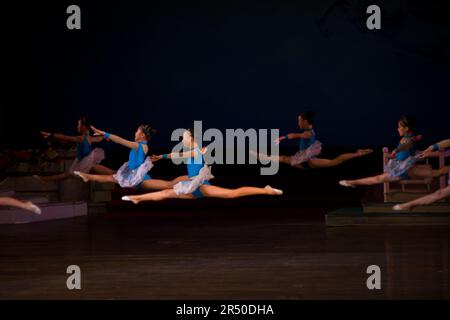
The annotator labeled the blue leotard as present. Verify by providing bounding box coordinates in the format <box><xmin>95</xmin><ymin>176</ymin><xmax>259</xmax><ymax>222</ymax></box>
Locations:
<box><xmin>187</xmin><ymin>146</ymin><xmax>210</xmax><ymax>198</ymax></box>
<box><xmin>395</xmin><ymin>133</ymin><xmax>416</xmax><ymax>180</ymax></box>
<box><xmin>129</xmin><ymin>141</ymin><xmax>151</xmax><ymax>181</ymax></box>
<box><xmin>299</xmin><ymin>128</ymin><xmax>317</xmax><ymax>151</ymax></box>
<box><xmin>298</xmin><ymin>128</ymin><xmax>317</xmax><ymax>170</ymax></box>
<box><xmin>76</xmin><ymin>135</ymin><xmax>92</xmax><ymax>160</ymax></box>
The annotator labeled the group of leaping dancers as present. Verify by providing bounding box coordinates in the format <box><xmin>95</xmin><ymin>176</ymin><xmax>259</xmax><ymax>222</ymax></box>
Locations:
<box><xmin>2</xmin><ymin>112</ymin><xmax>450</xmax><ymax>215</ymax></box>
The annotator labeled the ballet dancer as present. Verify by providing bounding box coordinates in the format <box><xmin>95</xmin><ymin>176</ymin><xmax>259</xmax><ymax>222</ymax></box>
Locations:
<box><xmin>339</xmin><ymin>115</ymin><xmax>450</xmax><ymax>188</ymax></box>
<box><xmin>121</xmin><ymin>128</ymin><xmax>283</xmax><ymax>204</ymax></box>
<box><xmin>74</xmin><ymin>125</ymin><xmax>187</xmax><ymax>190</ymax></box>
<box><xmin>393</xmin><ymin>138</ymin><xmax>450</xmax><ymax>211</ymax></box>
<box><xmin>0</xmin><ymin>197</ymin><xmax>41</xmax><ymax>215</ymax></box>
<box><xmin>33</xmin><ymin>117</ymin><xmax>113</xmax><ymax>182</ymax></box>
<box><xmin>253</xmin><ymin>111</ymin><xmax>373</xmax><ymax>169</ymax></box>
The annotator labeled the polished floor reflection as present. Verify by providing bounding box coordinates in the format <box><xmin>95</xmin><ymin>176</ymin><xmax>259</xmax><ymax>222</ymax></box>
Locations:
<box><xmin>0</xmin><ymin>205</ymin><xmax>449</xmax><ymax>299</ymax></box>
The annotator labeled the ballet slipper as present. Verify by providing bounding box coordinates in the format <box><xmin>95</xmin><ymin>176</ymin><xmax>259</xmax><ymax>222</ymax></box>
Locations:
<box><xmin>339</xmin><ymin>180</ymin><xmax>355</xmax><ymax>188</ymax></box>
<box><xmin>73</xmin><ymin>171</ymin><xmax>89</xmax><ymax>183</ymax></box>
<box><xmin>265</xmin><ymin>185</ymin><xmax>283</xmax><ymax>195</ymax></box>
<box><xmin>25</xmin><ymin>202</ymin><xmax>42</xmax><ymax>215</ymax></box>
<box><xmin>393</xmin><ymin>204</ymin><xmax>411</xmax><ymax>212</ymax></box>
<box><xmin>122</xmin><ymin>196</ymin><xmax>139</xmax><ymax>205</ymax></box>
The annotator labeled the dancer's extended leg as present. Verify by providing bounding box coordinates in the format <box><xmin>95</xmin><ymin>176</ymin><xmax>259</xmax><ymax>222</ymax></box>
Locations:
<box><xmin>123</xmin><ymin>189</ymin><xmax>196</xmax><ymax>204</ymax></box>
<box><xmin>394</xmin><ymin>186</ymin><xmax>450</xmax><ymax>211</ymax></box>
<box><xmin>91</xmin><ymin>164</ymin><xmax>116</xmax><ymax>175</ymax></box>
<box><xmin>250</xmin><ymin>150</ymin><xmax>291</xmax><ymax>165</ymax></box>
<box><xmin>74</xmin><ymin>172</ymin><xmax>116</xmax><ymax>183</ymax></box>
<box><xmin>0</xmin><ymin>197</ymin><xmax>41</xmax><ymax>215</ymax></box>
<box><xmin>340</xmin><ymin>172</ymin><xmax>398</xmax><ymax>187</ymax></box>
<box><xmin>140</xmin><ymin>175</ymin><xmax>189</xmax><ymax>191</ymax></box>
<box><xmin>309</xmin><ymin>149</ymin><xmax>373</xmax><ymax>168</ymax></box>
<box><xmin>200</xmin><ymin>184</ymin><xmax>282</xmax><ymax>198</ymax></box>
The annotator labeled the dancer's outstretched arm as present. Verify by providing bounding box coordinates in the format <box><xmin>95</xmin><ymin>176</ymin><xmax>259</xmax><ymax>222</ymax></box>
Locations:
<box><xmin>421</xmin><ymin>139</ymin><xmax>450</xmax><ymax>158</ymax></box>
<box><xmin>91</xmin><ymin>126</ymin><xmax>142</xmax><ymax>150</ymax></box>
<box><xmin>275</xmin><ymin>131</ymin><xmax>313</xmax><ymax>144</ymax></box>
<box><xmin>151</xmin><ymin>147</ymin><xmax>207</xmax><ymax>162</ymax></box>
<box><xmin>41</xmin><ymin>131</ymin><xmax>83</xmax><ymax>143</ymax></box>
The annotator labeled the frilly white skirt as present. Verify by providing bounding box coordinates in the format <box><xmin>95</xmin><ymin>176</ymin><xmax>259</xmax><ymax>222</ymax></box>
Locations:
<box><xmin>384</xmin><ymin>155</ymin><xmax>419</xmax><ymax>178</ymax></box>
<box><xmin>113</xmin><ymin>157</ymin><xmax>154</xmax><ymax>188</ymax></box>
<box><xmin>290</xmin><ymin>141</ymin><xmax>322</xmax><ymax>167</ymax></box>
<box><xmin>69</xmin><ymin>148</ymin><xmax>105</xmax><ymax>174</ymax></box>
<box><xmin>174</xmin><ymin>165</ymin><xmax>214</xmax><ymax>195</ymax></box>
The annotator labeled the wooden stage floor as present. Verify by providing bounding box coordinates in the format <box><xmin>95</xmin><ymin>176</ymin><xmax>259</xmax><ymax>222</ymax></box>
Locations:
<box><xmin>0</xmin><ymin>204</ymin><xmax>449</xmax><ymax>300</ymax></box>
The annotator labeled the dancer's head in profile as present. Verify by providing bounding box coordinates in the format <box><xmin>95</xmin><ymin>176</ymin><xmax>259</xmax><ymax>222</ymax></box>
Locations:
<box><xmin>298</xmin><ymin>111</ymin><xmax>316</xmax><ymax>129</ymax></box>
<box><xmin>134</xmin><ymin>124</ymin><xmax>155</xmax><ymax>143</ymax></box>
<box><xmin>397</xmin><ymin>115</ymin><xmax>416</xmax><ymax>137</ymax></box>
<box><xmin>182</xmin><ymin>127</ymin><xmax>199</xmax><ymax>148</ymax></box>
<box><xmin>77</xmin><ymin>116</ymin><xmax>91</xmax><ymax>135</ymax></box>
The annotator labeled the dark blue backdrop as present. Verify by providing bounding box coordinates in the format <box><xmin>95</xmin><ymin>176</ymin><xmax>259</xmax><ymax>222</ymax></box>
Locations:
<box><xmin>3</xmin><ymin>0</ymin><xmax>450</xmax><ymax>149</ymax></box>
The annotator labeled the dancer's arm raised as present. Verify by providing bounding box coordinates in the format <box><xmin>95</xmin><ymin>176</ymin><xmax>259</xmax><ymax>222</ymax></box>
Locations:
<box><xmin>40</xmin><ymin>131</ymin><xmax>83</xmax><ymax>143</ymax></box>
<box><xmin>91</xmin><ymin>126</ymin><xmax>140</xmax><ymax>150</ymax></box>
<box><xmin>275</xmin><ymin>131</ymin><xmax>313</xmax><ymax>145</ymax></box>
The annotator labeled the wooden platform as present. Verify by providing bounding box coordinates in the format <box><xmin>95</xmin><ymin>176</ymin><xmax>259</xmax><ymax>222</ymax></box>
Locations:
<box><xmin>0</xmin><ymin>201</ymin><xmax>87</xmax><ymax>224</ymax></box>
<box><xmin>326</xmin><ymin>207</ymin><xmax>450</xmax><ymax>227</ymax></box>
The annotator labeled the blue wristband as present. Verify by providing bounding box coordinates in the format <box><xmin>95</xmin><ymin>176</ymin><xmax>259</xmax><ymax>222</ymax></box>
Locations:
<box><xmin>104</xmin><ymin>132</ymin><xmax>111</xmax><ymax>139</ymax></box>
<box><xmin>432</xmin><ymin>143</ymin><xmax>440</xmax><ymax>151</ymax></box>
<box><xmin>162</xmin><ymin>154</ymin><xmax>169</xmax><ymax>159</ymax></box>
<box><xmin>284</xmin><ymin>135</ymin><xmax>289</xmax><ymax>140</ymax></box>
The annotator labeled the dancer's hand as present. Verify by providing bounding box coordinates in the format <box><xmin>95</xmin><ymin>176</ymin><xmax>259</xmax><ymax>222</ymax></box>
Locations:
<box><xmin>91</xmin><ymin>126</ymin><xmax>105</xmax><ymax>136</ymax></box>
<box><xmin>420</xmin><ymin>146</ymin><xmax>434</xmax><ymax>158</ymax></box>
<box><xmin>40</xmin><ymin>131</ymin><xmax>52</xmax><ymax>139</ymax></box>
<box><xmin>274</xmin><ymin>136</ymin><xmax>285</xmax><ymax>145</ymax></box>
<box><xmin>151</xmin><ymin>155</ymin><xmax>163</xmax><ymax>162</ymax></box>
<box><xmin>201</xmin><ymin>147</ymin><xmax>208</xmax><ymax>155</ymax></box>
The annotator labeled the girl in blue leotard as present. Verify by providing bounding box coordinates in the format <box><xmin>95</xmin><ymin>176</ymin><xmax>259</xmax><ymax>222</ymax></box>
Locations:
<box><xmin>340</xmin><ymin>115</ymin><xmax>450</xmax><ymax>188</ymax></box>
<box><xmin>75</xmin><ymin>125</ymin><xmax>187</xmax><ymax>190</ymax></box>
<box><xmin>34</xmin><ymin>117</ymin><xmax>111</xmax><ymax>182</ymax></box>
<box><xmin>253</xmin><ymin>111</ymin><xmax>373</xmax><ymax>170</ymax></box>
<box><xmin>121</xmin><ymin>128</ymin><xmax>283</xmax><ymax>204</ymax></box>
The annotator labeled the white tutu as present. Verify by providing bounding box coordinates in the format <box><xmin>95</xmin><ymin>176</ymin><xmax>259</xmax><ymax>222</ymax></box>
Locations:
<box><xmin>113</xmin><ymin>157</ymin><xmax>154</xmax><ymax>188</ymax></box>
<box><xmin>384</xmin><ymin>155</ymin><xmax>420</xmax><ymax>178</ymax></box>
<box><xmin>290</xmin><ymin>140</ymin><xmax>322</xmax><ymax>167</ymax></box>
<box><xmin>174</xmin><ymin>165</ymin><xmax>214</xmax><ymax>195</ymax></box>
<box><xmin>69</xmin><ymin>148</ymin><xmax>105</xmax><ymax>174</ymax></box>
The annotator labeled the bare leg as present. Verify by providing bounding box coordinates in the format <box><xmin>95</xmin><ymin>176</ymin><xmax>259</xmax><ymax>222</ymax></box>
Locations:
<box><xmin>140</xmin><ymin>175</ymin><xmax>189</xmax><ymax>191</ymax></box>
<box><xmin>309</xmin><ymin>149</ymin><xmax>373</xmax><ymax>168</ymax></box>
<box><xmin>0</xmin><ymin>197</ymin><xmax>41</xmax><ymax>215</ymax></box>
<box><xmin>91</xmin><ymin>164</ymin><xmax>116</xmax><ymax>175</ymax></box>
<box><xmin>394</xmin><ymin>186</ymin><xmax>450</xmax><ymax>211</ymax></box>
<box><xmin>200</xmin><ymin>184</ymin><xmax>282</xmax><ymax>199</ymax></box>
<box><xmin>123</xmin><ymin>189</ymin><xmax>196</xmax><ymax>204</ymax></box>
<box><xmin>408</xmin><ymin>165</ymin><xmax>450</xmax><ymax>179</ymax></box>
<box><xmin>74</xmin><ymin>172</ymin><xmax>116</xmax><ymax>184</ymax></box>
<box><xmin>249</xmin><ymin>150</ymin><xmax>291</xmax><ymax>165</ymax></box>
<box><xmin>340</xmin><ymin>172</ymin><xmax>399</xmax><ymax>187</ymax></box>
<box><xmin>33</xmin><ymin>172</ymin><xmax>71</xmax><ymax>182</ymax></box>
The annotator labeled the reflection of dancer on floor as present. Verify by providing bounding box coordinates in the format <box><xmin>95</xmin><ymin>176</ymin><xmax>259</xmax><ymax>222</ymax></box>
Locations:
<box><xmin>122</xmin><ymin>128</ymin><xmax>283</xmax><ymax>204</ymax></box>
<box><xmin>340</xmin><ymin>115</ymin><xmax>450</xmax><ymax>188</ymax></box>
<box><xmin>253</xmin><ymin>111</ymin><xmax>372</xmax><ymax>169</ymax></box>
<box><xmin>75</xmin><ymin>125</ymin><xmax>187</xmax><ymax>190</ymax></box>
<box><xmin>393</xmin><ymin>139</ymin><xmax>450</xmax><ymax>211</ymax></box>
<box><xmin>0</xmin><ymin>197</ymin><xmax>41</xmax><ymax>215</ymax></box>
<box><xmin>33</xmin><ymin>117</ymin><xmax>113</xmax><ymax>182</ymax></box>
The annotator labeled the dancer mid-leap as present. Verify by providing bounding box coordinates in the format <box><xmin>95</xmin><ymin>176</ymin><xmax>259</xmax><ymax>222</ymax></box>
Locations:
<box><xmin>253</xmin><ymin>111</ymin><xmax>373</xmax><ymax>170</ymax></box>
<box><xmin>393</xmin><ymin>138</ymin><xmax>450</xmax><ymax>211</ymax></box>
<box><xmin>122</xmin><ymin>128</ymin><xmax>283</xmax><ymax>204</ymax></box>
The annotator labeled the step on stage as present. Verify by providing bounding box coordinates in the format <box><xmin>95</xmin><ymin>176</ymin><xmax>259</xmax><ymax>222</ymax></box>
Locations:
<box><xmin>326</xmin><ymin>202</ymin><xmax>450</xmax><ymax>227</ymax></box>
